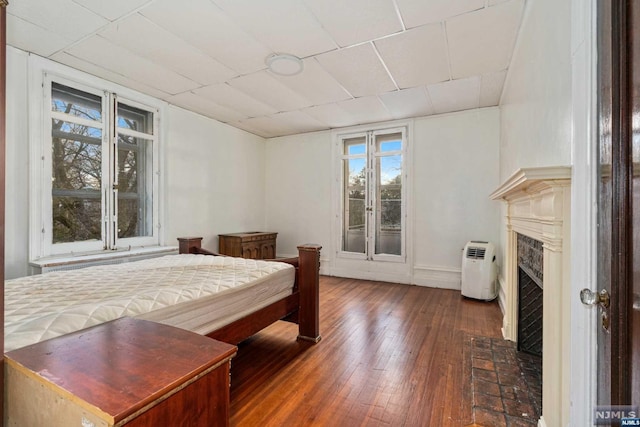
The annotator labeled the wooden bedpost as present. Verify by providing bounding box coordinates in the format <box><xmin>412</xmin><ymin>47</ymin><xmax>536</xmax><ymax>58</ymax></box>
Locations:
<box><xmin>177</xmin><ymin>237</ymin><xmax>203</xmax><ymax>254</ymax></box>
<box><xmin>1</xmin><ymin>1</ymin><xmax>8</xmax><ymax>422</ymax></box>
<box><xmin>296</xmin><ymin>244</ymin><xmax>322</xmax><ymax>343</ymax></box>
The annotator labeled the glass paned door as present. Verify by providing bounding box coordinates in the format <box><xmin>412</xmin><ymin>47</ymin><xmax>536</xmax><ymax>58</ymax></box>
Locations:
<box><xmin>374</xmin><ymin>132</ymin><xmax>403</xmax><ymax>256</ymax></box>
<box><xmin>342</xmin><ymin>136</ymin><xmax>367</xmax><ymax>254</ymax></box>
<box><xmin>340</xmin><ymin>129</ymin><xmax>405</xmax><ymax>261</ymax></box>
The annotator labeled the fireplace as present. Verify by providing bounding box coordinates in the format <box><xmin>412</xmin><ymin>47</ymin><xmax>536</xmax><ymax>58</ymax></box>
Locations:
<box><xmin>517</xmin><ymin>234</ymin><xmax>543</xmax><ymax>356</ymax></box>
<box><xmin>491</xmin><ymin>166</ymin><xmax>571</xmax><ymax>427</ymax></box>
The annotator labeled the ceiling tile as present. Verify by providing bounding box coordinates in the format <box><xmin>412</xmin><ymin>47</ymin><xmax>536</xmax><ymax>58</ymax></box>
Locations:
<box><xmin>7</xmin><ymin>14</ymin><xmax>71</xmax><ymax>57</ymax></box>
<box><xmin>270</xmin><ymin>59</ymin><xmax>352</xmax><ymax>106</ymax></box>
<box><xmin>303</xmin><ymin>0</ymin><xmax>403</xmax><ymax>47</ymax></box>
<box><xmin>64</xmin><ymin>36</ymin><xmax>200</xmax><ymax>95</ymax></box>
<box><xmin>228</xmin><ymin>119</ymin><xmax>273</xmax><ymax>138</ymax></box>
<box><xmin>168</xmin><ymin>92</ymin><xmax>248</xmax><ymax>123</ymax></box>
<box><xmin>316</xmin><ymin>43</ymin><xmax>396</xmax><ymax>98</ymax></box>
<box><xmin>337</xmin><ymin>97</ymin><xmax>393</xmax><ymax>125</ymax></box>
<box><xmin>379</xmin><ymin>87</ymin><xmax>434</xmax><ymax>119</ymax></box>
<box><xmin>50</xmin><ymin>52</ymin><xmax>172</xmax><ymax>100</ymax></box>
<box><xmin>427</xmin><ymin>77</ymin><xmax>480</xmax><ymax>114</ymax></box>
<box><xmin>212</xmin><ymin>0</ymin><xmax>337</xmax><ymax>58</ymax></box>
<box><xmin>269</xmin><ymin>111</ymin><xmax>329</xmax><ymax>135</ymax></box>
<box><xmin>489</xmin><ymin>0</ymin><xmax>512</xmax><ymax>4</ymax></box>
<box><xmin>233</xmin><ymin>116</ymin><xmax>295</xmax><ymax>138</ymax></box>
<box><xmin>302</xmin><ymin>104</ymin><xmax>356</xmax><ymax>128</ymax></box>
<box><xmin>193</xmin><ymin>84</ymin><xmax>278</xmax><ymax>118</ymax></box>
<box><xmin>228</xmin><ymin>72</ymin><xmax>313</xmax><ymax>112</ymax></box>
<box><xmin>140</xmin><ymin>0</ymin><xmax>271</xmax><ymax>75</ymax></box>
<box><xmin>479</xmin><ymin>70</ymin><xmax>507</xmax><ymax>107</ymax></box>
<box><xmin>8</xmin><ymin>0</ymin><xmax>107</xmax><ymax>41</ymax></box>
<box><xmin>395</xmin><ymin>0</ymin><xmax>485</xmax><ymax>28</ymax></box>
<box><xmin>447</xmin><ymin>0</ymin><xmax>525</xmax><ymax>79</ymax></box>
<box><xmin>375</xmin><ymin>23</ymin><xmax>450</xmax><ymax>88</ymax></box>
<box><xmin>72</xmin><ymin>0</ymin><xmax>153</xmax><ymax>21</ymax></box>
<box><xmin>99</xmin><ymin>14</ymin><xmax>236</xmax><ymax>85</ymax></box>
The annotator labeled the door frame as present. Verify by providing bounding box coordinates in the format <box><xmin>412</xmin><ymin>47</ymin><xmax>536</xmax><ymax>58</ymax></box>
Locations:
<box><xmin>569</xmin><ymin>0</ymin><xmax>598</xmax><ymax>424</ymax></box>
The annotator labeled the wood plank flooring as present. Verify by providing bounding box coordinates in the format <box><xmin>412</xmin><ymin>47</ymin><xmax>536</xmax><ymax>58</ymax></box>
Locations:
<box><xmin>230</xmin><ymin>276</ymin><xmax>504</xmax><ymax>427</ymax></box>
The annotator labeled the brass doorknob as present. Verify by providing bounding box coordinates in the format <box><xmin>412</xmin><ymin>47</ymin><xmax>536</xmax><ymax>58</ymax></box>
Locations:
<box><xmin>580</xmin><ymin>288</ymin><xmax>610</xmax><ymax>309</ymax></box>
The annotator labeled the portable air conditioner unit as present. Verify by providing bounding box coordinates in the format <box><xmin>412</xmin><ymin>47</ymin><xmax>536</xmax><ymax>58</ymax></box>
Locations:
<box><xmin>461</xmin><ymin>241</ymin><xmax>497</xmax><ymax>300</ymax></box>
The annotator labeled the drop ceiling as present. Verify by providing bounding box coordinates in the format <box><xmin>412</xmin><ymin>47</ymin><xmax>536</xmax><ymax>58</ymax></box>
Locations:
<box><xmin>7</xmin><ymin>0</ymin><xmax>526</xmax><ymax>138</ymax></box>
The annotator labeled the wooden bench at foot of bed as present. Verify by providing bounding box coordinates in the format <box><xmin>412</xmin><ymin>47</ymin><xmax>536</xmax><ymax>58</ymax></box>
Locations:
<box><xmin>5</xmin><ymin>317</ymin><xmax>237</xmax><ymax>427</ymax></box>
<box><xmin>177</xmin><ymin>237</ymin><xmax>322</xmax><ymax>345</ymax></box>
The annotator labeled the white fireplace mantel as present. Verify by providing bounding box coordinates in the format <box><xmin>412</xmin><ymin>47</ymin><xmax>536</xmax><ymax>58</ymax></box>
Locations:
<box><xmin>491</xmin><ymin>166</ymin><xmax>571</xmax><ymax>427</ymax></box>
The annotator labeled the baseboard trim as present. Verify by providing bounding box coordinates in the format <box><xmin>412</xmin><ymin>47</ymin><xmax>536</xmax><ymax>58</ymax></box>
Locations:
<box><xmin>324</xmin><ymin>267</ymin><xmax>413</xmax><ymax>285</ymax></box>
<box><xmin>537</xmin><ymin>416</ymin><xmax>547</xmax><ymax>427</ymax></box>
<box><xmin>413</xmin><ymin>265</ymin><xmax>461</xmax><ymax>290</ymax></box>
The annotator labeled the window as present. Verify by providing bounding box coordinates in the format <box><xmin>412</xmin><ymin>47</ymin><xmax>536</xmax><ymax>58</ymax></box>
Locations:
<box><xmin>339</xmin><ymin>127</ymin><xmax>406</xmax><ymax>261</ymax></box>
<box><xmin>36</xmin><ymin>76</ymin><xmax>160</xmax><ymax>257</ymax></box>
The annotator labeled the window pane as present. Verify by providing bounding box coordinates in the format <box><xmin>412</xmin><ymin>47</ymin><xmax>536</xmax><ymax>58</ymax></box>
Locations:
<box><xmin>52</xmin><ymin>119</ymin><xmax>103</xmax><ymax>244</ymax></box>
<box><xmin>52</xmin><ymin>83</ymin><xmax>102</xmax><ymax>122</ymax></box>
<box><xmin>117</xmin><ymin>134</ymin><xmax>153</xmax><ymax>238</ymax></box>
<box><xmin>344</xmin><ymin>137</ymin><xmax>366</xmax><ymax>156</ymax></box>
<box><xmin>375</xmin><ymin>154</ymin><xmax>402</xmax><ymax>256</ymax></box>
<box><xmin>343</xmin><ymin>157</ymin><xmax>366</xmax><ymax>253</ymax></box>
<box><xmin>117</xmin><ymin>103</ymin><xmax>153</xmax><ymax>135</ymax></box>
<box><xmin>377</xmin><ymin>132</ymin><xmax>402</xmax><ymax>152</ymax></box>
<box><xmin>52</xmin><ymin>196</ymin><xmax>101</xmax><ymax>243</ymax></box>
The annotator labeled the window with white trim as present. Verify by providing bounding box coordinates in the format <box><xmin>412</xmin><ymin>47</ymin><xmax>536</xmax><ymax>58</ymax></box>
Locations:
<box><xmin>38</xmin><ymin>76</ymin><xmax>160</xmax><ymax>257</ymax></box>
<box><xmin>339</xmin><ymin>127</ymin><xmax>406</xmax><ymax>262</ymax></box>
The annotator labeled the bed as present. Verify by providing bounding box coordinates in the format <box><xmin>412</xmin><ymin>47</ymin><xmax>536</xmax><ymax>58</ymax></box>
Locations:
<box><xmin>4</xmin><ymin>237</ymin><xmax>321</xmax><ymax>352</ymax></box>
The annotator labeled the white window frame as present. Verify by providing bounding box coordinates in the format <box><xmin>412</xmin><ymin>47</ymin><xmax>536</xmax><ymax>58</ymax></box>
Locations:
<box><xmin>336</xmin><ymin>125</ymin><xmax>408</xmax><ymax>263</ymax></box>
<box><xmin>28</xmin><ymin>58</ymin><xmax>165</xmax><ymax>261</ymax></box>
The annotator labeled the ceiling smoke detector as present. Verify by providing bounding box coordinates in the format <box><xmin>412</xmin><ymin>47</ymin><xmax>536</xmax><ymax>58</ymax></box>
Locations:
<box><xmin>266</xmin><ymin>53</ymin><xmax>304</xmax><ymax>76</ymax></box>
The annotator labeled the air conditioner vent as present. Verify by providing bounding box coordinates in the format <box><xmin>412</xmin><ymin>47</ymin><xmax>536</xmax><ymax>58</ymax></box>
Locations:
<box><xmin>466</xmin><ymin>247</ymin><xmax>486</xmax><ymax>259</ymax></box>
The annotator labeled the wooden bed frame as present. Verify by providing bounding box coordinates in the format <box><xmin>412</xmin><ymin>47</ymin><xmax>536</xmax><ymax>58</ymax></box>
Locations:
<box><xmin>177</xmin><ymin>237</ymin><xmax>322</xmax><ymax>345</ymax></box>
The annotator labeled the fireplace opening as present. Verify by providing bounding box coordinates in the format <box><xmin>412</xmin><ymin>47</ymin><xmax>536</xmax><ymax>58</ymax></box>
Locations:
<box><xmin>517</xmin><ymin>234</ymin><xmax>543</xmax><ymax>357</ymax></box>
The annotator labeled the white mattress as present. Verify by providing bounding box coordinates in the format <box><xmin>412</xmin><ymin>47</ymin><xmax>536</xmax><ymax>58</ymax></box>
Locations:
<box><xmin>5</xmin><ymin>254</ymin><xmax>295</xmax><ymax>352</ymax></box>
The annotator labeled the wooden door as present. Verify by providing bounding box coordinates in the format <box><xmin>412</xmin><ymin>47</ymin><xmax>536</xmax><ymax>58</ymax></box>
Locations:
<box><xmin>596</xmin><ymin>0</ymin><xmax>640</xmax><ymax>414</ymax></box>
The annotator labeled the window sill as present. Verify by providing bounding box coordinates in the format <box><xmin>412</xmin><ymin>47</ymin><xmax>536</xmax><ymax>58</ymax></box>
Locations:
<box><xmin>29</xmin><ymin>246</ymin><xmax>179</xmax><ymax>274</ymax></box>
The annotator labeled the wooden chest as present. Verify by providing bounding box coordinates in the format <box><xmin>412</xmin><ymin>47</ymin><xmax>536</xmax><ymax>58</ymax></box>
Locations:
<box><xmin>4</xmin><ymin>317</ymin><xmax>236</xmax><ymax>427</ymax></box>
<box><xmin>218</xmin><ymin>232</ymin><xmax>277</xmax><ymax>259</ymax></box>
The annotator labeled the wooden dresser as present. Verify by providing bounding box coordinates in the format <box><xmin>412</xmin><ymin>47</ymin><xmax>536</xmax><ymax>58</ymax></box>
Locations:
<box><xmin>218</xmin><ymin>232</ymin><xmax>277</xmax><ymax>259</ymax></box>
<box><xmin>4</xmin><ymin>317</ymin><xmax>237</xmax><ymax>427</ymax></box>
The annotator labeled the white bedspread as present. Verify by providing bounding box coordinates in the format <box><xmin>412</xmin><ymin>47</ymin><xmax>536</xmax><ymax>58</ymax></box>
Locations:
<box><xmin>5</xmin><ymin>254</ymin><xmax>295</xmax><ymax>352</ymax></box>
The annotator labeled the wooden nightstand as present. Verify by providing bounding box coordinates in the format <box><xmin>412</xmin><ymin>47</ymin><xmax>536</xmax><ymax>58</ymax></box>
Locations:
<box><xmin>5</xmin><ymin>317</ymin><xmax>237</xmax><ymax>427</ymax></box>
<box><xmin>218</xmin><ymin>232</ymin><xmax>277</xmax><ymax>259</ymax></box>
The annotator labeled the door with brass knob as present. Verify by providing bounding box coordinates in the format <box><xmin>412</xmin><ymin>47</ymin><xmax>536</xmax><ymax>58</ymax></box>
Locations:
<box><xmin>596</xmin><ymin>0</ymin><xmax>640</xmax><ymax>412</ymax></box>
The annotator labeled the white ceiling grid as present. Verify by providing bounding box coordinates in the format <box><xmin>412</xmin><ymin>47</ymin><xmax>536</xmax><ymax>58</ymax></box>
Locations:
<box><xmin>7</xmin><ymin>0</ymin><xmax>526</xmax><ymax>138</ymax></box>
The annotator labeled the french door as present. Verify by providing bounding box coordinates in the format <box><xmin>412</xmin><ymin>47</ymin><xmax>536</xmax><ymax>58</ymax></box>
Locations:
<box><xmin>339</xmin><ymin>127</ymin><xmax>406</xmax><ymax>262</ymax></box>
<box><xmin>593</xmin><ymin>0</ymin><xmax>640</xmax><ymax>413</ymax></box>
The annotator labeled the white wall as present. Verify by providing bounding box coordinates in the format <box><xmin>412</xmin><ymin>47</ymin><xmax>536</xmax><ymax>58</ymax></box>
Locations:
<box><xmin>412</xmin><ymin>109</ymin><xmax>501</xmax><ymax>287</ymax></box>
<box><xmin>5</xmin><ymin>47</ymin><xmax>30</xmax><ymax>279</ymax></box>
<box><xmin>164</xmin><ymin>106</ymin><xmax>266</xmax><ymax>251</ymax></box>
<box><xmin>4</xmin><ymin>49</ymin><xmax>267</xmax><ymax>277</ymax></box>
<box><xmin>263</xmin><ymin>130</ymin><xmax>332</xmax><ymax>258</ymax></box>
<box><xmin>500</xmin><ymin>0</ymin><xmax>572</xmax><ymax>180</ymax></box>
<box><xmin>265</xmin><ymin>108</ymin><xmax>501</xmax><ymax>287</ymax></box>
<box><xmin>498</xmin><ymin>0</ymin><xmax>573</xmax><ymax>425</ymax></box>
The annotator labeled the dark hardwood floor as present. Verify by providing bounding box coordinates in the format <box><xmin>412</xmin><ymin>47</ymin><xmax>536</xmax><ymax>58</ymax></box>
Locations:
<box><xmin>230</xmin><ymin>276</ymin><xmax>503</xmax><ymax>427</ymax></box>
